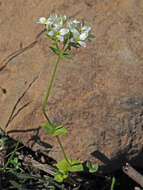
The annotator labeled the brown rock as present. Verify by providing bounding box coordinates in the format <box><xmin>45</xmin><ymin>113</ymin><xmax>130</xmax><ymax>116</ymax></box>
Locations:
<box><xmin>0</xmin><ymin>0</ymin><xmax>143</xmax><ymax>172</ymax></box>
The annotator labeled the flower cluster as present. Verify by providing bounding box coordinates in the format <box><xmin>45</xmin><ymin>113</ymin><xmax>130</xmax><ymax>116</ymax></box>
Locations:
<box><xmin>37</xmin><ymin>13</ymin><xmax>93</xmax><ymax>48</ymax></box>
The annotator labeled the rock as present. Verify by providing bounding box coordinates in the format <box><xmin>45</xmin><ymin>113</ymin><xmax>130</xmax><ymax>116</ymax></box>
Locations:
<box><xmin>0</xmin><ymin>0</ymin><xmax>143</xmax><ymax>172</ymax></box>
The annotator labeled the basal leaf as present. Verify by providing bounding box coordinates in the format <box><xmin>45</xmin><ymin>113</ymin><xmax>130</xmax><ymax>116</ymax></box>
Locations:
<box><xmin>89</xmin><ymin>163</ymin><xmax>98</xmax><ymax>173</ymax></box>
<box><xmin>86</xmin><ymin>160</ymin><xmax>92</xmax><ymax>169</ymax></box>
<box><xmin>56</xmin><ymin>159</ymin><xmax>70</xmax><ymax>173</ymax></box>
<box><xmin>86</xmin><ymin>160</ymin><xmax>98</xmax><ymax>173</ymax></box>
<box><xmin>54</xmin><ymin>171</ymin><xmax>64</xmax><ymax>183</ymax></box>
<box><xmin>69</xmin><ymin>160</ymin><xmax>84</xmax><ymax>172</ymax></box>
<box><xmin>54</xmin><ymin>171</ymin><xmax>68</xmax><ymax>183</ymax></box>
<box><xmin>56</xmin><ymin>159</ymin><xmax>83</xmax><ymax>173</ymax></box>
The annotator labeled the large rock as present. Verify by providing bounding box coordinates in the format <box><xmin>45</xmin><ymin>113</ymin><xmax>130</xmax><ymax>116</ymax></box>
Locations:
<box><xmin>0</xmin><ymin>0</ymin><xmax>143</xmax><ymax>172</ymax></box>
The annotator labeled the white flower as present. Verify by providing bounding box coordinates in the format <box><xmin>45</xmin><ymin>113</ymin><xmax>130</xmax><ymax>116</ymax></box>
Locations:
<box><xmin>81</xmin><ymin>26</ymin><xmax>91</xmax><ymax>33</ymax></box>
<box><xmin>44</xmin><ymin>13</ymin><xmax>57</xmax><ymax>30</ymax></box>
<box><xmin>48</xmin><ymin>28</ymin><xmax>69</xmax><ymax>42</ymax></box>
<box><xmin>54</xmin><ymin>15</ymin><xmax>66</xmax><ymax>29</ymax></box>
<box><xmin>70</xmin><ymin>28</ymin><xmax>90</xmax><ymax>47</ymax></box>
<box><xmin>37</xmin><ymin>14</ymin><xmax>93</xmax><ymax>47</ymax></box>
<box><xmin>47</xmin><ymin>13</ymin><xmax>57</xmax><ymax>24</ymax></box>
<box><xmin>67</xmin><ymin>20</ymin><xmax>91</xmax><ymax>47</ymax></box>
<box><xmin>45</xmin><ymin>14</ymin><xmax>67</xmax><ymax>32</ymax></box>
<box><xmin>68</xmin><ymin>20</ymin><xmax>91</xmax><ymax>34</ymax></box>
<box><xmin>67</xmin><ymin>20</ymin><xmax>81</xmax><ymax>31</ymax></box>
<box><xmin>37</xmin><ymin>17</ymin><xmax>48</xmax><ymax>24</ymax></box>
<box><xmin>45</xmin><ymin>14</ymin><xmax>68</xmax><ymax>42</ymax></box>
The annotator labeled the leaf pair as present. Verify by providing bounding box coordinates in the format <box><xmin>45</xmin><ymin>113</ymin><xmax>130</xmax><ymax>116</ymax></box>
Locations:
<box><xmin>86</xmin><ymin>160</ymin><xmax>98</xmax><ymax>173</ymax></box>
<box><xmin>54</xmin><ymin>159</ymin><xmax>84</xmax><ymax>182</ymax></box>
<box><xmin>41</xmin><ymin>123</ymin><xmax>67</xmax><ymax>136</ymax></box>
<box><xmin>49</xmin><ymin>46</ymin><xmax>73</xmax><ymax>59</ymax></box>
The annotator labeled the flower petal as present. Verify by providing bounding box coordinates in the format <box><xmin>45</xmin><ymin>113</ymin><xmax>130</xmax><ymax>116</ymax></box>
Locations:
<box><xmin>80</xmin><ymin>32</ymin><xmax>88</xmax><ymax>40</ymax></box>
<box><xmin>72</xmin><ymin>28</ymin><xmax>80</xmax><ymax>38</ymax></box>
<box><xmin>48</xmin><ymin>13</ymin><xmax>57</xmax><ymax>22</ymax></box>
<box><xmin>48</xmin><ymin>30</ymin><xmax>55</xmax><ymax>36</ymax></box>
<box><xmin>57</xmin><ymin>35</ymin><xmax>64</xmax><ymax>42</ymax></box>
<box><xmin>37</xmin><ymin>17</ymin><xmax>47</xmax><ymax>24</ymax></box>
<box><xmin>62</xmin><ymin>15</ymin><xmax>66</xmax><ymax>23</ymax></box>
<box><xmin>73</xmin><ymin>20</ymin><xmax>81</xmax><ymax>28</ymax></box>
<box><xmin>70</xmin><ymin>38</ymin><xmax>76</xmax><ymax>43</ymax></box>
<box><xmin>59</xmin><ymin>28</ymin><xmax>69</xmax><ymax>35</ymax></box>
<box><xmin>82</xmin><ymin>26</ymin><xmax>91</xmax><ymax>32</ymax></box>
<box><xmin>78</xmin><ymin>41</ymin><xmax>86</xmax><ymax>47</ymax></box>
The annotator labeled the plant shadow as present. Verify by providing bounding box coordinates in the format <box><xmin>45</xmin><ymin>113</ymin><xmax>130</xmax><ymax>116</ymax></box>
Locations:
<box><xmin>91</xmin><ymin>148</ymin><xmax>143</xmax><ymax>174</ymax></box>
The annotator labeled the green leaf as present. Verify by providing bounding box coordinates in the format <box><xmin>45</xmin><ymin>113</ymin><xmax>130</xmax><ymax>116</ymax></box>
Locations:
<box><xmin>43</xmin><ymin>175</ymin><xmax>62</xmax><ymax>189</ymax></box>
<box><xmin>56</xmin><ymin>159</ymin><xmax>70</xmax><ymax>173</ymax></box>
<box><xmin>86</xmin><ymin>160</ymin><xmax>98</xmax><ymax>173</ymax></box>
<box><xmin>69</xmin><ymin>42</ymin><xmax>80</xmax><ymax>48</ymax></box>
<box><xmin>63</xmin><ymin>37</ymin><xmax>68</xmax><ymax>47</ymax></box>
<box><xmin>41</xmin><ymin>123</ymin><xmax>56</xmax><ymax>135</ymax></box>
<box><xmin>48</xmin><ymin>186</ymin><xmax>55</xmax><ymax>190</ymax></box>
<box><xmin>69</xmin><ymin>160</ymin><xmax>84</xmax><ymax>172</ymax></box>
<box><xmin>54</xmin><ymin>171</ymin><xmax>68</xmax><ymax>183</ymax></box>
<box><xmin>110</xmin><ymin>177</ymin><xmax>116</xmax><ymax>190</ymax></box>
<box><xmin>53</xmin><ymin>125</ymin><xmax>67</xmax><ymax>136</ymax></box>
<box><xmin>9</xmin><ymin>180</ymin><xmax>26</xmax><ymax>190</ymax></box>
<box><xmin>2</xmin><ymin>142</ymin><xmax>19</xmax><ymax>172</ymax></box>
<box><xmin>86</xmin><ymin>160</ymin><xmax>92</xmax><ymax>168</ymax></box>
<box><xmin>56</xmin><ymin>159</ymin><xmax>83</xmax><ymax>173</ymax></box>
<box><xmin>89</xmin><ymin>34</ymin><xmax>95</xmax><ymax>39</ymax></box>
<box><xmin>61</xmin><ymin>53</ymin><xmax>73</xmax><ymax>60</ymax></box>
<box><xmin>10</xmin><ymin>157</ymin><xmax>21</xmax><ymax>169</ymax></box>
<box><xmin>49</xmin><ymin>46</ymin><xmax>60</xmax><ymax>56</ymax></box>
<box><xmin>54</xmin><ymin>172</ymin><xmax>63</xmax><ymax>183</ymax></box>
<box><xmin>88</xmin><ymin>34</ymin><xmax>95</xmax><ymax>42</ymax></box>
<box><xmin>89</xmin><ymin>164</ymin><xmax>98</xmax><ymax>173</ymax></box>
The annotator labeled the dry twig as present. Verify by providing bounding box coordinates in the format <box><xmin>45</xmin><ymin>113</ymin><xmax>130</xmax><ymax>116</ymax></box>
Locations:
<box><xmin>122</xmin><ymin>163</ymin><xmax>143</xmax><ymax>188</ymax></box>
<box><xmin>16</xmin><ymin>152</ymin><xmax>56</xmax><ymax>176</ymax></box>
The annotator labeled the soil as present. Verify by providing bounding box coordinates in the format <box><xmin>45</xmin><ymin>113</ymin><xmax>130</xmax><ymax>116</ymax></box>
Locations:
<box><xmin>0</xmin><ymin>133</ymin><xmax>142</xmax><ymax>190</ymax></box>
<box><xmin>1</xmin><ymin>0</ymin><xmax>143</xmax><ymax>170</ymax></box>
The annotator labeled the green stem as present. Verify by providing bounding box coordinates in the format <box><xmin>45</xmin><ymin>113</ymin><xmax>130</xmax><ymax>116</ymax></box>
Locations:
<box><xmin>56</xmin><ymin>136</ymin><xmax>71</xmax><ymax>166</ymax></box>
<box><xmin>42</xmin><ymin>53</ymin><xmax>71</xmax><ymax>166</ymax></box>
<box><xmin>42</xmin><ymin>55</ymin><xmax>61</xmax><ymax>124</ymax></box>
